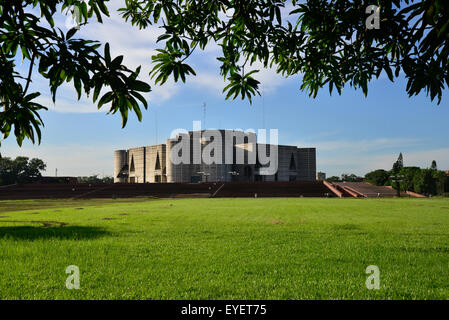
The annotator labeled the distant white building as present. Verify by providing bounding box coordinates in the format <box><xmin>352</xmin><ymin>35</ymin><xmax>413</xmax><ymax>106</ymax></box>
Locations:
<box><xmin>114</xmin><ymin>130</ymin><xmax>316</xmax><ymax>183</ymax></box>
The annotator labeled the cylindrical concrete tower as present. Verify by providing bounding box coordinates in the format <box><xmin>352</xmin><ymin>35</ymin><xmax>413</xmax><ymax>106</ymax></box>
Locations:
<box><xmin>165</xmin><ymin>139</ymin><xmax>175</xmax><ymax>183</ymax></box>
<box><xmin>114</xmin><ymin>150</ymin><xmax>128</xmax><ymax>183</ymax></box>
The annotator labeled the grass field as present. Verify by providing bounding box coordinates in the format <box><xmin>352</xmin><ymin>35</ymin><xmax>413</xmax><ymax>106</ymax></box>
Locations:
<box><xmin>1</xmin><ymin>197</ymin><xmax>449</xmax><ymax>300</ymax></box>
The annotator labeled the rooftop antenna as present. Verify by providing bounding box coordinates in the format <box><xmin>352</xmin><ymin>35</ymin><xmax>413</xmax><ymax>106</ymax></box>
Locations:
<box><xmin>262</xmin><ymin>84</ymin><xmax>265</xmax><ymax>129</ymax></box>
<box><xmin>155</xmin><ymin>109</ymin><xmax>158</xmax><ymax>145</ymax></box>
<box><xmin>202</xmin><ymin>102</ymin><xmax>206</xmax><ymax>130</ymax></box>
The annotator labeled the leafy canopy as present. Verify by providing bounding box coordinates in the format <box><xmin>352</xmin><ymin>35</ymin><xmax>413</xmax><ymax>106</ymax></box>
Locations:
<box><xmin>121</xmin><ymin>0</ymin><xmax>448</xmax><ymax>102</ymax></box>
<box><xmin>0</xmin><ymin>0</ymin><xmax>151</xmax><ymax>149</ymax></box>
<box><xmin>1</xmin><ymin>0</ymin><xmax>448</xmax><ymax>148</ymax></box>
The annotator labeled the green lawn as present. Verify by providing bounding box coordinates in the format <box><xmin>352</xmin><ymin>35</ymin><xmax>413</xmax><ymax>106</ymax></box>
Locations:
<box><xmin>1</xmin><ymin>197</ymin><xmax>449</xmax><ymax>300</ymax></box>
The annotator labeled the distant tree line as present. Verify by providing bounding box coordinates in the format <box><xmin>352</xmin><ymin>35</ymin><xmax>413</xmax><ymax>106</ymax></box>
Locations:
<box><xmin>0</xmin><ymin>156</ymin><xmax>114</xmax><ymax>185</ymax></box>
<box><xmin>364</xmin><ymin>153</ymin><xmax>448</xmax><ymax>196</ymax></box>
<box><xmin>77</xmin><ymin>175</ymin><xmax>113</xmax><ymax>184</ymax></box>
<box><xmin>0</xmin><ymin>156</ymin><xmax>46</xmax><ymax>185</ymax></box>
<box><xmin>326</xmin><ymin>173</ymin><xmax>364</xmax><ymax>183</ymax></box>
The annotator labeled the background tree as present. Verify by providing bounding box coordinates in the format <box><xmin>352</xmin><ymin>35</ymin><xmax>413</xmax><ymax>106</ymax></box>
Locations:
<box><xmin>326</xmin><ymin>176</ymin><xmax>341</xmax><ymax>183</ymax></box>
<box><xmin>1</xmin><ymin>1</ymin><xmax>449</xmax><ymax>148</ymax></box>
<box><xmin>413</xmin><ymin>168</ymin><xmax>437</xmax><ymax>196</ymax></box>
<box><xmin>0</xmin><ymin>156</ymin><xmax>46</xmax><ymax>185</ymax></box>
<box><xmin>392</xmin><ymin>152</ymin><xmax>404</xmax><ymax>173</ymax></box>
<box><xmin>341</xmin><ymin>173</ymin><xmax>362</xmax><ymax>182</ymax></box>
<box><xmin>432</xmin><ymin>170</ymin><xmax>446</xmax><ymax>195</ymax></box>
<box><xmin>430</xmin><ymin>160</ymin><xmax>438</xmax><ymax>170</ymax></box>
<box><xmin>444</xmin><ymin>172</ymin><xmax>449</xmax><ymax>195</ymax></box>
<box><xmin>364</xmin><ymin>169</ymin><xmax>390</xmax><ymax>186</ymax></box>
<box><xmin>364</xmin><ymin>162</ymin><xmax>446</xmax><ymax>195</ymax></box>
<box><xmin>398</xmin><ymin>166</ymin><xmax>421</xmax><ymax>191</ymax></box>
<box><xmin>77</xmin><ymin>174</ymin><xmax>113</xmax><ymax>183</ymax></box>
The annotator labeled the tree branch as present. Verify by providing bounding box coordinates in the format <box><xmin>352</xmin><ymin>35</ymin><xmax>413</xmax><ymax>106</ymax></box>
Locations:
<box><xmin>23</xmin><ymin>52</ymin><xmax>35</xmax><ymax>96</ymax></box>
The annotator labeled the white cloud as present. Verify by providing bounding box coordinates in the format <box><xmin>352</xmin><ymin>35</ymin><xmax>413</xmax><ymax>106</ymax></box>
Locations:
<box><xmin>36</xmin><ymin>95</ymin><xmax>104</xmax><ymax>114</ymax></box>
<box><xmin>189</xmin><ymin>72</ymin><xmax>226</xmax><ymax>93</ymax></box>
<box><xmin>252</xmin><ymin>62</ymin><xmax>293</xmax><ymax>94</ymax></box>
<box><xmin>185</xmin><ymin>56</ymin><xmax>294</xmax><ymax>97</ymax></box>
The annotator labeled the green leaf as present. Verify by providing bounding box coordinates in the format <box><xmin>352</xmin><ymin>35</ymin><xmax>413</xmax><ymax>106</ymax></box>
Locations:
<box><xmin>104</xmin><ymin>43</ymin><xmax>111</xmax><ymax>64</ymax></box>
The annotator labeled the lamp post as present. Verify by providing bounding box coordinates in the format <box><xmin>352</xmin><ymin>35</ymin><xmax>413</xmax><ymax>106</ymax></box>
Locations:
<box><xmin>390</xmin><ymin>175</ymin><xmax>404</xmax><ymax>197</ymax></box>
<box><xmin>229</xmin><ymin>171</ymin><xmax>239</xmax><ymax>182</ymax></box>
<box><xmin>197</xmin><ymin>171</ymin><xmax>210</xmax><ymax>183</ymax></box>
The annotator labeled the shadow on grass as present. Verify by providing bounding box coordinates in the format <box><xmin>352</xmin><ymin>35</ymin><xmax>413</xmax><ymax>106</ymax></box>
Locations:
<box><xmin>0</xmin><ymin>225</ymin><xmax>110</xmax><ymax>240</ymax></box>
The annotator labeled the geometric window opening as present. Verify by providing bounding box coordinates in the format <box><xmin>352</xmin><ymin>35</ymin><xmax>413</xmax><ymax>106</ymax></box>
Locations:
<box><xmin>130</xmin><ymin>155</ymin><xmax>135</xmax><ymax>172</ymax></box>
<box><xmin>155</xmin><ymin>152</ymin><xmax>161</xmax><ymax>170</ymax></box>
<box><xmin>289</xmin><ymin>153</ymin><xmax>296</xmax><ymax>170</ymax></box>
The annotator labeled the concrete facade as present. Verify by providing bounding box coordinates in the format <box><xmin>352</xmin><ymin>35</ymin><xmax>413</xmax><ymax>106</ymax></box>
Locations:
<box><xmin>114</xmin><ymin>130</ymin><xmax>316</xmax><ymax>183</ymax></box>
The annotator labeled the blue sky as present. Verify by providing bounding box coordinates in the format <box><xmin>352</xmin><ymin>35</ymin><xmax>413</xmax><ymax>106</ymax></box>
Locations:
<box><xmin>2</xmin><ymin>3</ymin><xmax>448</xmax><ymax>177</ymax></box>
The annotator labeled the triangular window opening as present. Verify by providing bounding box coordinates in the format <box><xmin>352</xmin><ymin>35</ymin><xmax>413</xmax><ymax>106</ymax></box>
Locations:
<box><xmin>155</xmin><ymin>152</ymin><xmax>161</xmax><ymax>170</ymax></box>
<box><xmin>130</xmin><ymin>156</ymin><xmax>135</xmax><ymax>172</ymax></box>
<box><xmin>289</xmin><ymin>154</ymin><xmax>296</xmax><ymax>170</ymax></box>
